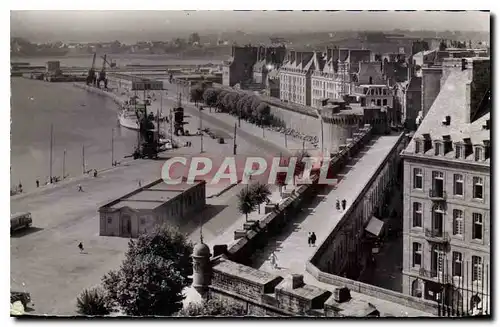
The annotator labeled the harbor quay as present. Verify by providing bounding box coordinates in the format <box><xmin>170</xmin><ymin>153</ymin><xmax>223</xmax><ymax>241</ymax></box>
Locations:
<box><xmin>10</xmin><ymin>86</ymin><xmax>293</xmax><ymax>315</ymax></box>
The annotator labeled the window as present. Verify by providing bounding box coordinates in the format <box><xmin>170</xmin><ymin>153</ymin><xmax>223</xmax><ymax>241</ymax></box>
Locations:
<box><xmin>475</xmin><ymin>147</ymin><xmax>483</xmax><ymax>161</ymax></box>
<box><xmin>472</xmin><ymin>256</ymin><xmax>482</xmax><ymax>282</ymax></box>
<box><xmin>140</xmin><ymin>218</ymin><xmax>146</xmax><ymax>225</ymax></box>
<box><xmin>453</xmin><ymin>209</ymin><xmax>464</xmax><ymax>236</ymax></box>
<box><xmin>455</xmin><ymin>144</ymin><xmax>463</xmax><ymax>159</ymax></box>
<box><xmin>377</xmin><ymin>99</ymin><xmax>382</xmax><ymax>106</ymax></box>
<box><xmin>431</xmin><ymin>246</ymin><xmax>444</xmax><ymax>275</ymax></box>
<box><xmin>472</xmin><ymin>213</ymin><xmax>483</xmax><ymax>240</ymax></box>
<box><xmin>432</xmin><ymin>171</ymin><xmax>444</xmax><ymax>197</ymax></box>
<box><xmin>107</xmin><ymin>217</ymin><xmax>112</xmax><ymax>224</ymax></box>
<box><xmin>453</xmin><ymin>174</ymin><xmax>464</xmax><ymax>196</ymax></box>
<box><xmin>415</xmin><ymin>140</ymin><xmax>421</xmax><ymax>154</ymax></box>
<box><xmin>413</xmin><ymin>242</ymin><xmax>422</xmax><ymax>267</ymax></box>
<box><xmin>435</xmin><ymin>142</ymin><xmax>442</xmax><ymax>156</ymax></box>
<box><xmin>413</xmin><ymin>202</ymin><xmax>423</xmax><ymax>227</ymax></box>
<box><xmin>473</xmin><ymin>177</ymin><xmax>483</xmax><ymax>199</ymax></box>
<box><xmin>413</xmin><ymin>168</ymin><xmax>423</xmax><ymax>189</ymax></box>
<box><xmin>452</xmin><ymin>252</ymin><xmax>463</xmax><ymax>277</ymax></box>
<box><xmin>383</xmin><ymin>99</ymin><xmax>388</xmax><ymax>106</ymax></box>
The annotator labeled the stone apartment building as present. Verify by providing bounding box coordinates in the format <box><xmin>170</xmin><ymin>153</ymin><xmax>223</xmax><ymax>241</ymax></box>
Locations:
<box><xmin>280</xmin><ymin>48</ymin><xmax>372</xmax><ymax>108</ymax></box>
<box><xmin>400</xmin><ymin>57</ymin><xmax>490</xmax><ymax>314</ymax></box>
<box><xmin>222</xmin><ymin>45</ymin><xmax>286</xmax><ymax>89</ymax></box>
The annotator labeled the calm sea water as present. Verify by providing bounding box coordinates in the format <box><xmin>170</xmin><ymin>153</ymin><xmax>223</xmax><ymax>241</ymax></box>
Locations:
<box><xmin>10</xmin><ymin>77</ymin><xmax>141</xmax><ymax>193</ymax></box>
<box><xmin>11</xmin><ymin>54</ymin><xmax>225</xmax><ymax>67</ymax></box>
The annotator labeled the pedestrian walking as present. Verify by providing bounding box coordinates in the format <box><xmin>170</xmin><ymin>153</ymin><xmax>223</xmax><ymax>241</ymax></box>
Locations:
<box><xmin>93</xmin><ymin>169</ymin><xmax>98</xmax><ymax>178</ymax></box>
<box><xmin>36</xmin><ymin>179</ymin><xmax>39</xmax><ymax>188</ymax></box>
<box><xmin>138</xmin><ymin>180</ymin><xmax>142</xmax><ymax>187</ymax></box>
<box><xmin>342</xmin><ymin>199</ymin><xmax>347</xmax><ymax>211</ymax></box>
<box><xmin>77</xmin><ymin>184</ymin><xmax>83</xmax><ymax>192</ymax></box>
<box><xmin>270</xmin><ymin>251</ymin><xmax>278</xmax><ymax>269</ymax></box>
<box><xmin>308</xmin><ymin>232</ymin><xmax>312</xmax><ymax>247</ymax></box>
<box><xmin>336</xmin><ymin>199</ymin><xmax>341</xmax><ymax>211</ymax></box>
<box><xmin>78</xmin><ymin>242</ymin><xmax>84</xmax><ymax>253</ymax></box>
<box><xmin>18</xmin><ymin>182</ymin><xmax>23</xmax><ymax>193</ymax></box>
<box><xmin>310</xmin><ymin>232</ymin><xmax>317</xmax><ymax>247</ymax></box>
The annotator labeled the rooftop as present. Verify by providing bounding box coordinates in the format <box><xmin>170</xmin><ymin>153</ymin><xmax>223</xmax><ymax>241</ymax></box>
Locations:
<box><xmin>100</xmin><ymin>178</ymin><xmax>205</xmax><ymax>212</ymax></box>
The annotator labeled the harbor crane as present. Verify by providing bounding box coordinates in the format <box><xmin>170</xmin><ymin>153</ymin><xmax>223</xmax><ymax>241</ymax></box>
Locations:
<box><xmin>86</xmin><ymin>53</ymin><xmax>97</xmax><ymax>86</ymax></box>
<box><xmin>97</xmin><ymin>54</ymin><xmax>109</xmax><ymax>89</ymax></box>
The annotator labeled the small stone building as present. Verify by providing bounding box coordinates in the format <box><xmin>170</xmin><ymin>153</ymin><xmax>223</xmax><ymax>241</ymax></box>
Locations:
<box><xmin>99</xmin><ymin>179</ymin><xmax>206</xmax><ymax>238</ymax></box>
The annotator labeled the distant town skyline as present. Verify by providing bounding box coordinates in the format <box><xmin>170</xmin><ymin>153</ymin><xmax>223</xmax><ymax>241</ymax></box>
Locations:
<box><xmin>11</xmin><ymin>10</ymin><xmax>490</xmax><ymax>43</ymax></box>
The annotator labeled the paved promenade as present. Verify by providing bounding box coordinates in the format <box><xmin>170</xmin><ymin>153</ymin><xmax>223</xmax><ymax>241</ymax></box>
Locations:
<box><xmin>11</xmin><ymin>86</ymin><xmax>291</xmax><ymax>315</ymax></box>
<box><xmin>248</xmin><ymin>134</ymin><xmax>432</xmax><ymax>316</ymax></box>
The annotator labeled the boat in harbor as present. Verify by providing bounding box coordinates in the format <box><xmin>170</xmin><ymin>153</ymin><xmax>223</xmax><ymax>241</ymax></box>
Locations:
<box><xmin>118</xmin><ymin>109</ymin><xmax>140</xmax><ymax>130</ymax></box>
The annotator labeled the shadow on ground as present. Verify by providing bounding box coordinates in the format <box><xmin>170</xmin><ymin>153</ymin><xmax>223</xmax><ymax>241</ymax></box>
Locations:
<box><xmin>177</xmin><ymin>204</ymin><xmax>228</xmax><ymax>236</ymax></box>
<box><xmin>10</xmin><ymin>227</ymin><xmax>44</xmax><ymax>238</ymax></box>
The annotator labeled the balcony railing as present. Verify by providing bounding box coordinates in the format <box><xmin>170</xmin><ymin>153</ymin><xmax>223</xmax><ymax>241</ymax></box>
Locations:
<box><xmin>418</xmin><ymin>268</ymin><xmax>451</xmax><ymax>284</ymax></box>
<box><xmin>424</xmin><ymin>228</ymin><xmax>450</xmax><ymax>244</ymax></box>
<box><xmin>429</xmin><ymin>189</ymin><xmax>447</xmax><ymax>201</ymax></box>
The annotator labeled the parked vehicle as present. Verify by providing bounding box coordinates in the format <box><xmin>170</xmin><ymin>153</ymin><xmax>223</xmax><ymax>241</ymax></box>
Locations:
<box><xmin>10</xmin><ymin>212</ymin><xmax>32</xmax><ymax>233</ymax></box>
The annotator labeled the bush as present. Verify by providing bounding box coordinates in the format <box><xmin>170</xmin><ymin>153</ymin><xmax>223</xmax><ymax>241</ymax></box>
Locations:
<box><xmin>177</xmin><ymin>299</ymin><xmax>246</xmax><ymax>317</ymax></box>
<box><xmin>202</xmin><ymin>88</ymin><xmax>218</xmax><ymax>108</ymax></box>
<box><xmin>76</xmin><ymin>287</ymin><xmax>110</xmax><ymax>316</ymax></box>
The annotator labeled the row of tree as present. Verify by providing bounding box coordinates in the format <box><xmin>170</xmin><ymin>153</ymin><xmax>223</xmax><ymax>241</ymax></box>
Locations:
<box><xmin>190</xmin><ymin>83</ymin><xmax>286</xmax><ymax>128</ymax></box>
<box><xmin>75</xmin><ymin>225</ymin><xmax>244</xmax><ymax>316</ymax></box>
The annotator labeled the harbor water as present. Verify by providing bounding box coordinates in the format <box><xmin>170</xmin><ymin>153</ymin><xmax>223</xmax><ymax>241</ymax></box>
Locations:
<box><xmin>10</xmin><ymin>77</ymin><xmax>141</xmax><ymax>193</ymax></box>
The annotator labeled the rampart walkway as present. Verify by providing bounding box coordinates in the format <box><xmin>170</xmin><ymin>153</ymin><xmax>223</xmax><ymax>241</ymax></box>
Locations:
<box><xmin>248</xmin><ymin>134</ymin><xmax>433</xmax><ymax>317</ymax></box>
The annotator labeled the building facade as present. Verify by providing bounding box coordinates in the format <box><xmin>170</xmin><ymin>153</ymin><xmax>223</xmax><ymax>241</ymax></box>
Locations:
<box><xmin>401</xmin><ymin>57</ymin><xmax>491</xmax><ymax>315</ymax></box>
<box><xmin>99</xmin><ymin>179</ymin><xmax>206</xmax><ymax>238</ymax></box>
<box><xmin>107</xmin><ymin>72</ymin><xmax>164</xmax><ymax>91</ymax></box>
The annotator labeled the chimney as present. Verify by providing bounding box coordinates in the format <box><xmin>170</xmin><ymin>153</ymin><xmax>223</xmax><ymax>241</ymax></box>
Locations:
<box><xmin>442</xmin><ymin>115</ymin><xmax>451</xmax><ymax>126</ymax></box>
<box><xmin>297</xmin><ymin>52</ymin><xmax>303</xmax><ymax>67</ymax></box>
<box><xmin>290</xmin><ymin>51</ymin><xmax>296</xmax><ymax>63</ymax></box>
<box><xmin>483</xmin><ymin>119</ymin><xmax>490</xmax><ymax>130</ymax></box>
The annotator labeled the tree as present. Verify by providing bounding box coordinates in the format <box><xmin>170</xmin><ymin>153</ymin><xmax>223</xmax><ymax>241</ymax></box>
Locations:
<box><xmin>101</xmin><ymin>225</ymin><xmax>193</xmax><ymax>316</ymax></box>
<box><xmin>237</xmin><ymin>186</ymin><xmax>256</xmax><ymax>222</ymax></box>
<box><xmin>177</xmin><ymin>299</ymin><xmax>246</xmax><ymax>316</ymax></box>
<box><xmin>250</xmin><ymin>182</ymin><xmax>272</xmax><ymax>214</ymax></box>
<box><xmin>191</xmin><ymin>83</ymin><xmax>206</xmax><ymax>106</ymax></box>
<box><xmin>203</xmin><ymin>88</ymin><xmax>218</xmax><ymax>110</ymax></box>
<box><xmin>294</xmin><ymin>150</ymin><xmax>310</xmax><ymax>184</ymax></box>
<box><xmin>256</xmin><ymin>102</ymin><xmax>271</xmax><ymax>125</ymax></box>
<box><xmin>76</xmin><ymin>287</ymin><xmax>111</xmax><ymax>316</ymax></box>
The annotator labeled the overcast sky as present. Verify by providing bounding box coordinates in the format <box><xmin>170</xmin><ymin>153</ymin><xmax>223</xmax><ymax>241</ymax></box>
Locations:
<box><xmin>11</xmin><ymin>10</ymin><xmax>490</xmax><ymax>41</ymax></box>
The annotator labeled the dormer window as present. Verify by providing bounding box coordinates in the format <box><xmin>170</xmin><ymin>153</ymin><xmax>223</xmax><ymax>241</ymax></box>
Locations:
<box><xmin>474</xmin><ymin>146</ymin><xmax>484</xmax><ymax>162</ymax></box>
<box><xmin>415</xmin><ymin>140</ymin><xmax>421</xmax><ymax>154</ymax></box>
<box><xmin>435</xmin><ymin>142</ymin><xmax>442</xmax><ymax>156</ymax></box>
<box><xmin>455</xmin><ymin>144</ymin><xmax>463</xmax><ymax>159</ymax></box>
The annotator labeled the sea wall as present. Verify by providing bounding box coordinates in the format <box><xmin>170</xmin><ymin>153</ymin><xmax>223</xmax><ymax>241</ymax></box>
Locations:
<box><xmin>72</xmin><ymin>83</ymin><xmax>123</xmax><ymax>106</ymax></box>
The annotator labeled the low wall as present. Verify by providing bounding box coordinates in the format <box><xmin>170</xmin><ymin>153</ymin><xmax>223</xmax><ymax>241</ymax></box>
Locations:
<box><xmin>222</xmin><ymin>126</ymin><xmax>374</xmax><ymax>265</ymax></box>
<box><xmin>73</xmin><ymin>83</ymin><xmax>123</xmax><ymax>106</ymax></box>
<box><xmin>306</xmin><ymin>132</ymin><xmax>441</xmax><ymax>315</ymax></box>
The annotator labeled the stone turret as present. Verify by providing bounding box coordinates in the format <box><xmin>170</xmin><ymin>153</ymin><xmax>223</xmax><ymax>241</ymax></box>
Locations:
<box><xmin>192</xmin><ymin>240</ymin><xmax>212</xmax><ymax>300</ymax></box>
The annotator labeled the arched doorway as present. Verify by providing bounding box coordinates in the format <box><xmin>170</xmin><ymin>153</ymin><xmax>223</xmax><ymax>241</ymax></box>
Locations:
<box><xmin>411</xmin><ymin>279</ymin><xmax>422</xmax><ymax>298</ymax></box>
